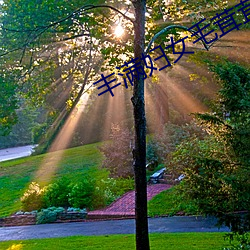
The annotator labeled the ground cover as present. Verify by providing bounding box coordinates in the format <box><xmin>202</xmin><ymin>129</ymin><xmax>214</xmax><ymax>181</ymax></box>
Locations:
<box><xmin>0</xmin><ymin>233</ymin><xmax>231</xmax><ymax>250</ymax></box>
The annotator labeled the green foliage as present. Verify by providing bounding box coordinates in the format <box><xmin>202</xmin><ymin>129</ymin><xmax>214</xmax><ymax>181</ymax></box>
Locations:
<box><xmin>36</xmin><ymin>206</ymin><xmax>64</xmax><ymax>224</ymax></box>
<box><xmin>99</xmin><ymin>124</ymin><xmax>134</xmax><ymax>178</ymax></box>
<box><xmin>168</xmin><ymin>136</ymin><xmax>241</xmax><ymax>213</ymax></box>
<box><xmin>32</xmin><ymin>123</ymin><xmax>49</xmax><ymax>144</ymax></box>
<box><xmin>147</xmin><ymin>122</ymin><xmax>206</xmax><ymax>166</ymax></box>
<box><xmin>93</xmin><ymin>177</ymin><xmax>134</xmax><ymax>209</ymax></box>
<box><xmin>43</xmin><ymin>178</ymin><xmax>71</xmax><ymax>208</ymax></box>
<box><xmin>0</xmin><ymin>104</ymin><xmax>44</xmax><ymax>148</ymax></box>
<box><xmin>68</xmin><ymin>180</ymin><xmax>94</xmax><ymax>209</ymax></box>
<box><xmin>0</xmin><ymin>74</ymin><xmax>18</xmax><ymax>136</ymax></box>
<box><xmin>20</xmin><ymin>182</ymin><xmax>45</xmax><ymax>212</ymax></box>
<box><xmin>168</xmin><ymin>61</ymin><xmax>250</xmax><ymax>233</ymax></box>
<box><xmin>67</xmin><ymin>207</ymin><xmax>86</xmax><ymax>213</ymax></box>
<box><xmin>223</xmin><ymin>233</ymin><xmax>250</xmax><ymax>250</ymax></box>
<box><xmin>20</xmin><ymin>172</ymin><xmax>133</xmax><ymax>212</ymax></box>
<box><xmin>201</xmin><ymin>61</ymin><xmax>250</xmax><ymax>167</ymax></box>
<box><xmin>113</xmin><ymin>177</ymin><xmax>135</xmax><ymax>197</ymax></box>
<box><xmin>146</xmin><ymin>140</ymin><xmax>160</xmax><ymax>171</ymax></box>
<box><xmin>92</xmin><ymin>178</ymin><xmax>117</xmax><ymax>208</ymax></box>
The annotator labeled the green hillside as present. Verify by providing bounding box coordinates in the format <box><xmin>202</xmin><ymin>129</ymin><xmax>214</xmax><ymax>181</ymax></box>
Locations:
<box><xmin>0</xmin><ymin>143</ymin><xmax>103</xmax><ymax>217</ymax></box>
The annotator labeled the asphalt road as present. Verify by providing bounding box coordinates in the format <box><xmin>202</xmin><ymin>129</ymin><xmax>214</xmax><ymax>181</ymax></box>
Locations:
<box><xmin>0</xmin><ymin>216</ymin><xmax>230</xmax><ymax>241</ymax></box>
<box><xmin>0</xmin><ymin>145</ymin><xmax>36</xmax><ymax>162</ymax></box>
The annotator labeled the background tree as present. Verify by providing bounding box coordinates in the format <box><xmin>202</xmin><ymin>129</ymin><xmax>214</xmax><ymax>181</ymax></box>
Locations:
<box><xmin>168</xmin><ymin>61</ymin><xmax>250</xmax><ymax>233</ymax></box>
<box><xmin>0</xmin><ymin>73</ymin><xmax>18</xmax><ymax>136</ymax></box>
<box><xmin>99</xmin><ymin>124</ymin><xmax>134</xmax><ymax>178</ymax></box>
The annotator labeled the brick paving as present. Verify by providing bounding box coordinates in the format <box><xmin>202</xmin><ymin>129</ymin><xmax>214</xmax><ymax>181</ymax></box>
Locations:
<box><xmin>88</xmin><ymin>184</ymin><xmax>171</xmax><ymax>219</ymax></box>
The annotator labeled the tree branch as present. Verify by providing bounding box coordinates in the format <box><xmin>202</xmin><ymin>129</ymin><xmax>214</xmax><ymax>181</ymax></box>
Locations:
<box><xmin>145</xmin><ymin>25</ymin><xmax>216</xmax><ymax>54</ymax></box>
<box><xmin>0</xmin><ymin>4</ymin><xmax>134</xmax><ymax>57</ymax></box>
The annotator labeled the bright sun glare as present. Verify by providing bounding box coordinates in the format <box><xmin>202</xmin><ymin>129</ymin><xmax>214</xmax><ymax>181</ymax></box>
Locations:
<box><xmin>114</xmin><ymin>24</ymin><xmax>124</xmax><ymax>37</ymax></box>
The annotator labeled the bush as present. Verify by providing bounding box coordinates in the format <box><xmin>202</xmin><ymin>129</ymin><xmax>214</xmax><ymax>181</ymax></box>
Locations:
<box><xmin>36</xmin><ymin>206</ymin><xmax>64</xmax><ymax>224</ymax></box>
<box><xmin>92</xmin><ymin>177</ymin><xmax>134</xmax><ymax>209</ymax></box>
<box><xmin>146</xmin><ymin>140</ymin><xmax>159</xmax><ymax>171</ymax></box>
<box><xmin>68</xmin><ymin>180</ymin><xmax>94</xmax><ymax>209</ymax></box>
<box><xmin>92</xmin><ymin>178</ymin><xmax>117</xmax><ymax>209</ymax></box>
<box><xmin>113</xmin><ymin>177</ymin><xmax>134</xmax><ymax>197</ymax></box>
<box><xmin>43</xmin><ymin>177</ymin><xmax>71</xmax><ymax>208</ymax></box>
<box><xmin>67</xmin><ymin>207</ymin><xmax>87</xmax><ymax>213</ymax></box>
<box><xmin>223</xmin><ymin>233</ymin><xmax>250</xmax><ymax>250</ymax></box>
<box><xmin>147</xmin><ymin>122</ymin><xmax>205</xmax><ymax>166</ymax></box>
<box><xmin>21</xmin><ymin>182</ymin><xmax>45</xmax><ymax>211</ymax></box>
<box><xmin>32</xmin><ymin>123</ymin><xmax>48</xmax><ymax>144</ymax></box>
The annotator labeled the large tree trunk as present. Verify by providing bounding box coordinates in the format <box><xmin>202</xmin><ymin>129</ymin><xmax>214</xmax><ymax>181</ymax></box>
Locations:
<box><xmin>132</xmin><ymin>1</ymin><xmax>150</xmax><ymax>250</ymax></box>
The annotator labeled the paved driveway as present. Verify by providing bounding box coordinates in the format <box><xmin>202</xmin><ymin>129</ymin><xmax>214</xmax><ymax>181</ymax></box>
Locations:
<box><xmin>0</xmin><ymin>216</ymin><xmax>229</xmax><ymax>241</ymax></box>
<box><xmin>0</xmin><ymin>145</ymin><xmax>36</xmax><ymax>162</ymax></box>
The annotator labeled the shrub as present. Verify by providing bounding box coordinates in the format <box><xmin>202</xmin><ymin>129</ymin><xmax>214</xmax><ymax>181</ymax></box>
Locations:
<box><xmin>36</xmin><ymin>206</ymin><xmax>64</xmax><ymax>224</ymax></box>
<box><xmin>32</xmin><ymin>123</ymin><xmax>47</xmax><ymax>144</ymax></box>
<box><xmin>113</xmin><ymin>177</ymin><xmax>134</xmax><ymax>197</ymax></box>
<box><xmin>92</xmin><ymin>178</ymin><xmax>117</xmax><ymax>209</ymax></box>
<box><xmin>93</xmin><ymin>177</ymin><xmax>134</xmax><ymax>209</ymax></box>
<box><xmin>68</xmin><ymin>180</ymin><xmax>94</xmax><ymax>209</ymax></box>
<box><xmin>146</xmin><ymin>140</ymin><xmax>159</xmax><ymax>171</ymax></box>
<box><xmin>223</xmin><ymin>233</ymin><xmax>250</xmax><ymax>250</ymax></box>
<box><xmin>21</xmin><ymin>182</ymin><xmax>45</xmax><ymax>211</ymax></box>
<box><xmin>67</xmin><ymin>207</ymin><xmax>86</xmax><ymax>213</ymax></box>
<box><xmin>148</xmin><ymin>122</ymin><xmax>205</xmax><ymax>166</ymax></box>
<box><xmin>43</xmin><ymin>177</ymin><xmax>71</xmax><ymax>208</ymax></box>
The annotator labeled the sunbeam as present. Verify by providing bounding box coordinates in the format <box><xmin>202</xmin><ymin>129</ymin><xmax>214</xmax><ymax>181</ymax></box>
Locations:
<box><xmin>35</xmin><ymin>92</ymin><xmax>89</xmax><ymax>184</ymax></box>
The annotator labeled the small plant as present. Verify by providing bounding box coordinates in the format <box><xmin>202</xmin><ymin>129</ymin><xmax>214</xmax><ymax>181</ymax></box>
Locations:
<box><xmin>36</xmin><ymin>206</ymin><xmax>64</xmax><ymax>224</ymax></box>
<box><xmin>21</xmin><ymin>182</ymin><xmax>45</xmax><ymax>211</ymax></box>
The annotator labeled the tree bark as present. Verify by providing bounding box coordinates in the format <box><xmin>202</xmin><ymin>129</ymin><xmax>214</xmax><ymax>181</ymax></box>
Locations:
<box><xmin>131</xmin><ymin>1</ymin><xmax>150</xmax><ymax>250</ymax></box>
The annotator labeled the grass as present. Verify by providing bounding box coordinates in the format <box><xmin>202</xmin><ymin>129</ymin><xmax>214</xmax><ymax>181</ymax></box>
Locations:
<box><xmin>0</xmin><ymin>233</ymin><xmax>231</xmax><ymax>250</ymax></box>
<box><xmin>0</xmin><ymin>143</ymin><xmax>104</xmax><ymax>217</ymax></box>
<box><xmin>0</xmin><ymin>140</ymin><xmax>195</xmax><ymax>218</ymax></box>
<box><xmin>148</xmin><ymin>186</ymin><xmax>199</xmax><ymax>217</ymax></box>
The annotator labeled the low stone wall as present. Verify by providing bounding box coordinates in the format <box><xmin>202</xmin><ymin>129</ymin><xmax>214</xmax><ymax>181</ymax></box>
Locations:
<box><xmin>0</xmin><ymin>212</ymin><xmax>87</xmax><ymax>227</ymax></box>
<box><xmin>1</xmin><ymin>215</ymin><xmax>36</xmax><ymax>227</ymax></box>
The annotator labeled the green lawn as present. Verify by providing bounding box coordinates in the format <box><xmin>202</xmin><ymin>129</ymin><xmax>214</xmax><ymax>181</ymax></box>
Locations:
<box><xmin>0</xmin><ymin>141</ymin><xmax>197</xmax><ymax>218</ymax></box>
<box><xmin>0</xmin><ymin>233</ymin><xmax>230</xmax><ymax>250</ymax></box>
<box><xmin>148</xmin><ymin>186</ymin><xmax>199</xmax><ymax>217</ymax></box>
<box><xmin>0</xmin><ymin>143</ymin><xmax>103</xmax><ymax>217</ymax></box>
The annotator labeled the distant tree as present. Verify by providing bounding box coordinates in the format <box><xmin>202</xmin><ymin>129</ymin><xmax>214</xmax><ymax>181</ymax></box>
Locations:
<box><xmin>99</xmin><ymin>124</ymin><xmax>133</xmax><ymax>178</ymax></box>
<box><xmin>0</xmin><ymin>74</ymin><xmax>18</xmax><ymax>136</ymax></box>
